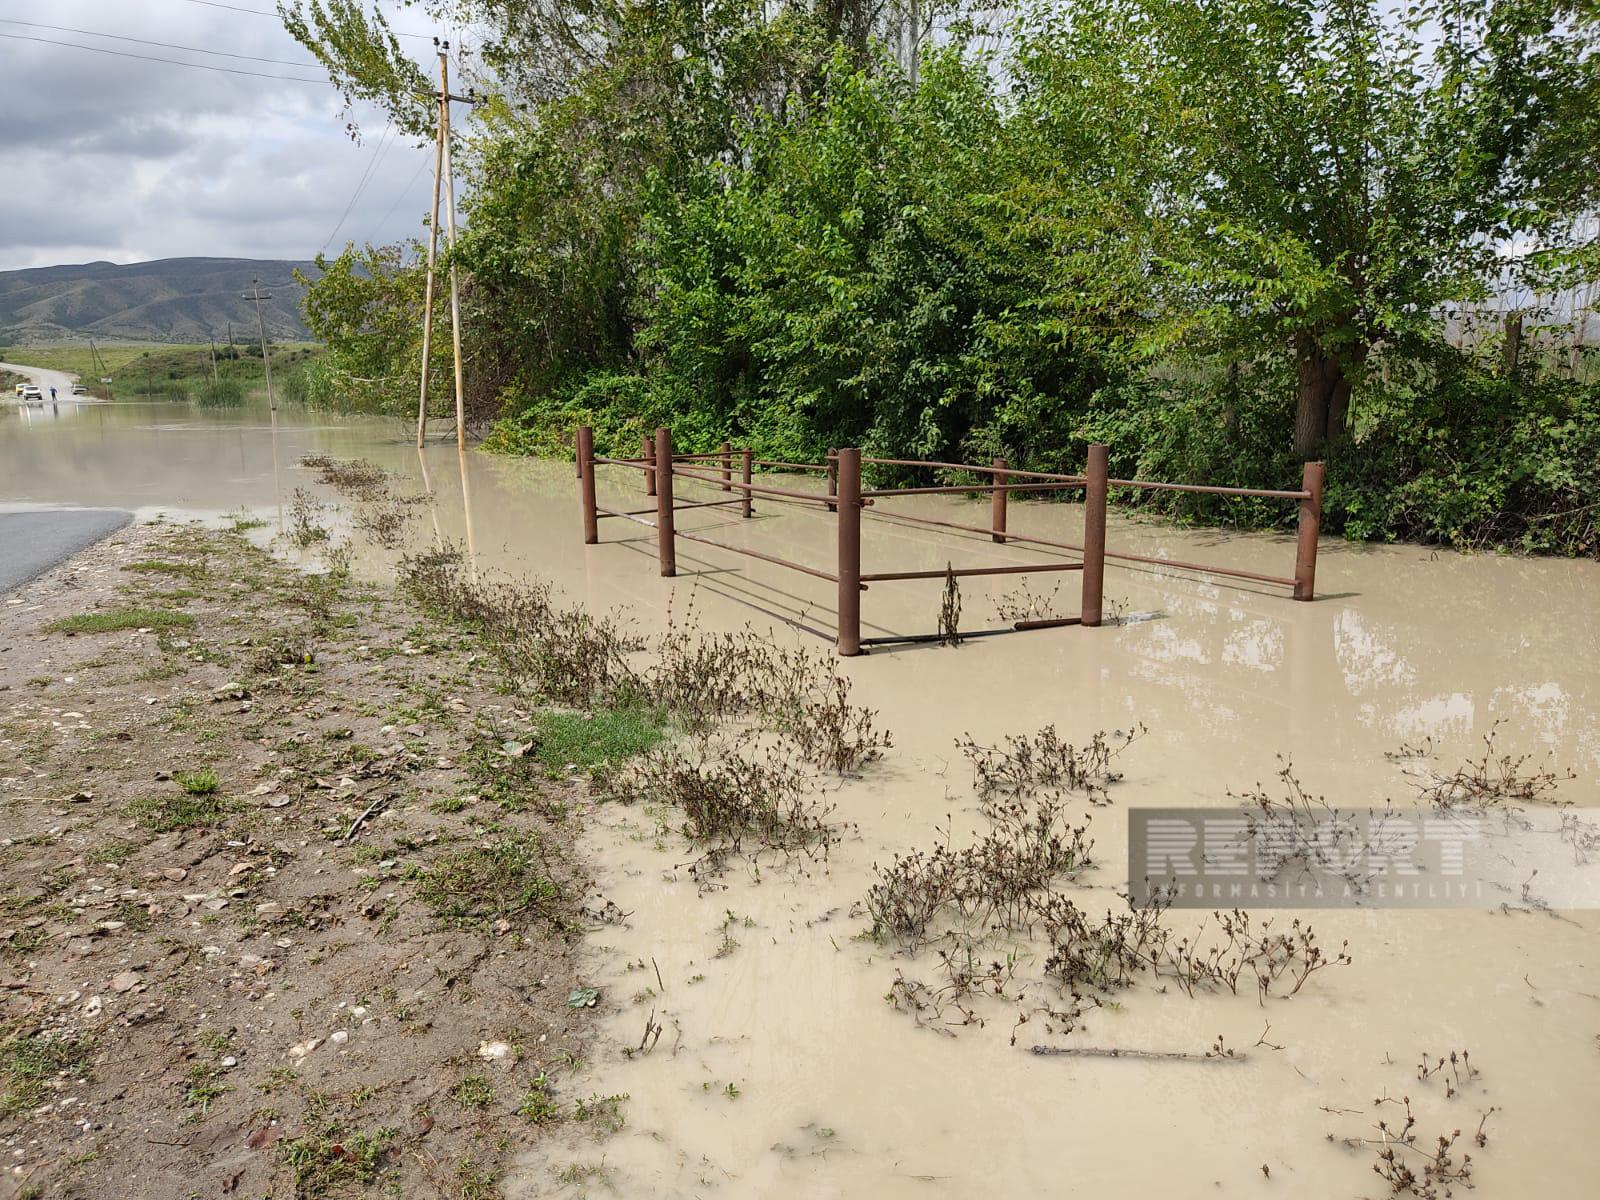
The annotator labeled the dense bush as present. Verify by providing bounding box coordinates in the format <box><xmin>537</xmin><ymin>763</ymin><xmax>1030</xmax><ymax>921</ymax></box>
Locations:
<box><xmin>291</xmin><ymin>0</ymin><xmax>1599</xmax><ymax>558</ymax></box>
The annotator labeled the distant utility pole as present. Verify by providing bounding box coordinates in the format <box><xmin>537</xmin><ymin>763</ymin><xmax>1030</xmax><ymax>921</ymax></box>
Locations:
<box><xmin>246</xmin><ymin>278</ymin><xmax>276</xmax><ymax>411</ymax></box>
<box><xmin>89</xmin><ymin>337</ymin><xmax>111</xmax><ymax>400</ymax></box>
<box><xmin>415</xmin><ymin>40</ymin><xmax>477</xmax><ymax>452</ymax></box>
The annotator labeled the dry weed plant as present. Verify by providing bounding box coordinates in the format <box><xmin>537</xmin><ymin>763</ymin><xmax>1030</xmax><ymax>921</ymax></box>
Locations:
<box><xmin>299</xmin><ymin>454</ymin><xmax>421</xmax><ymax>548</ymax></box>
<box><xmin>992</xmin><ymin>580</ymin><xmax>1063</xmax><ymax>623</ymax></box>
<box><xmin>285</xmin><ymin>489</ymin><xmax>330</xmax><ymax>548</ymax></box>
<box><xmin>299</xmin><ymin>453</ymin><xmax>389</xmax><ymax>498</ymax></box>
<box><xmin>401</xmin><ymin>548</ymin><xmax>643</xmax><ymax>709</ymax></box>
<box><xmin>1332</xmin><ymin>1051</ymin><xmax>1493</xmax><ymax>1198</ymax></box>
<box><xmin>604</xmin><ymin>731</ymin><xmax>837</xmax><ymax>871</ymax></box>
<box><xmin>873</xmin><ymin>726</ymin><xmax>1348</xmax><ymax>1035</ymax></box>
<box><xmin>956</xmin><ymin>723</ymin><xmax>1146</xmax><ymax>805</ymax></box>
<box><xmin>1392</xmin><ymin>723</ymin><xmax>1574</xmax><ymax>810</ymax></box>
<box><xmin>938</xmin><ymin>566</ymin><xmax>961</xmax><ymax>645</ymax></box>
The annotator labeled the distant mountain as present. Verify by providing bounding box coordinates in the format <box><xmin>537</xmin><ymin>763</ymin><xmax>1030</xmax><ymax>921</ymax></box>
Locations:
<box><xmin>0</xmin><ymin>258</ymin><xmax>317</xmax><ymax>345</ymax></box>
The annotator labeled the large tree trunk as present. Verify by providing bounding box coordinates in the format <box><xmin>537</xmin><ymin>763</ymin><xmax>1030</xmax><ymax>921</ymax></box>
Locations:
<box><xmin>1294</xmin><ymin>330</ymin><xmax>1343</xmax><ymax>459</ymax></box>
<box><xmin>1500</xmin><ymin>312</ymin><xmax>1524</xmax><ymax>377</ymax></box>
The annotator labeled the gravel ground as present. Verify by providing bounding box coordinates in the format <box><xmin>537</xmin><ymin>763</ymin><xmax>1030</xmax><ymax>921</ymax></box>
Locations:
<box><xmin>0</xmin><ymin>520</ymin><xmax>620</xmax><ymax>1199</ymax></box>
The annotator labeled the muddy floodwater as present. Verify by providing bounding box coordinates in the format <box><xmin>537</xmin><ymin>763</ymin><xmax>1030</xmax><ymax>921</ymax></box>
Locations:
<box><xmin>6</xmin><ymin>399</ymin><xmax>1598</xmax><ymax>1197</ymax></box>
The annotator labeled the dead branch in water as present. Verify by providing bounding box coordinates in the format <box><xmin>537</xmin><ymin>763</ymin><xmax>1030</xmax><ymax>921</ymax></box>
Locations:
<box><xmin>1028</xmin><ymin>1044</ymin><xmax>1248</xmax><ymax>1063</ymax></box>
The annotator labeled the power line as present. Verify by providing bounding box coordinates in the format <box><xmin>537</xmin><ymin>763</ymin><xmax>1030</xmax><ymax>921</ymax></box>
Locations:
<box><xmin>374</xmin><ymin>155</ymin><xmax>432</xmax><ymax>236</ymax></box>
<box><xmin>167</xmin><ymin>0</ymin><xmax>436</xmax><ymax>42</ymax></box>
<box><xmin>319</xmin><ymin>120</ymin><xmax>398</xmax><ymax>254</ymax></box>
<box><xmin>0</xmin><ymin>18</ymin><xmax>322</xmax><ymax>68</ymax></box>
<box><xmin>0</xmin><ymin>31</ymin><xmax>328</xmax><ymax>82</ymax></box>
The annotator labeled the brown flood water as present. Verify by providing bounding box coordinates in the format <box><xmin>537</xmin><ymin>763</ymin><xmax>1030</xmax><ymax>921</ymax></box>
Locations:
<box><xmin>6</xmin><ymin>400</ymin><xmax>1599</xmax><ymax>1197</ymax></box>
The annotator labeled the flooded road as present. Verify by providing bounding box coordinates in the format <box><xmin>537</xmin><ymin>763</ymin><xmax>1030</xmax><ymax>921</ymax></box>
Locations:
<box><xmin>6</xmin><ymin>399</ymin><xmax>1598</xmax><ymax>1197</ymax></box>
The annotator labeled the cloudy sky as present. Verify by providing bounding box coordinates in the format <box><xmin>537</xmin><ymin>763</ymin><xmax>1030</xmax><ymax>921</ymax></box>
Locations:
<box><xmin>0</xmin><ymin>0</ymin><xmax>456</xmax><ymax>271</ymax></box>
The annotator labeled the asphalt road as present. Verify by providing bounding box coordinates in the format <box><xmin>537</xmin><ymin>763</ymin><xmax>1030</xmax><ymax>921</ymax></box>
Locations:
<box><xmin>0</xmin><ymin>361</ymin><xmax>79</xmax><ymax>403</ymax></box>
<box><xmin>0</xmin><ymin>509</ymin><xmax>132</xmax><ymax>593</ymax></box>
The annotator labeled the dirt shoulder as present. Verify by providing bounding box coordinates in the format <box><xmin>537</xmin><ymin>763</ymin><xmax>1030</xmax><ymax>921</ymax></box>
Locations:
<box><xmin>0</xmin><ymin>521</ymin><xmax>604</xmax><ymax>1199</ymax></box>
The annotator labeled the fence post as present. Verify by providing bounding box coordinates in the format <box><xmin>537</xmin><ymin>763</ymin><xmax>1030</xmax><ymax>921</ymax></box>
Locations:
<box><xmin>836</xmin><ymin>447</ymin><xmax>862</xmax><ymax>656</ymax></box>
<box><xmin>1294</xmin><ymin>461</ymin><xmax>1324</xmax><ymax>601</ymax></box>
<box><xmin>1080</xmin><ymin>443</ymin><xmax>1108</xmax><ymax>626</ymax></box>
<box><xmin>577</xmin><ymin>425</ymin><xmax>598</xmax><ymax>545</ymax></box>
<box><xmin>655</xmin><ymin>427</ymin><xmax>676</xmax><ymax>577</ymax></box>
<box><xmin>826</xmin><ymin>449</ymin><xmax>838</xmax><ymax>513</ymax></box>
<box><xmin>741</xmin><ymin>449</ymin><xmax>753</xmax><ymax>518</ymax></box>
<box><xmin>643</xmin><ymin>433</ymin><xmax>656</xmax><ymax>497</ymax></box>
<box><xmin>720</xmin><ymin>441</ymin><xmax>732</xmax><ymax>492</ymax></box>
<box><xmin>992</xmin><ymin>456</ymin><xmax>1008</xmax><ymax>543</ymax></box>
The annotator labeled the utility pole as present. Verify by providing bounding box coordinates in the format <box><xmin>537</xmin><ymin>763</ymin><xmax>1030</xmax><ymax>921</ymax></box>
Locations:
<box><xmin>89</xmin><ymin>337</ymin><xmax>111</xmax><ymax>400</ymax></box>
<box><xmin>440</xmin><ymin>45</ymin><xmax>471</xmax><ymax>452</ymax></box>
<box><xmin>414</xmin><ymin>42</ymin><xmax>477</xmax><ymax>450</ymax></box>
<box><xmin>246</xmin><ymin>278</ymin><xmax>276</xmax><ymax>411</ymax></box>
<box><xmin>416</xmin><ymin>41</ymin><xmax>448</xmax><ymax>449</ymax></box>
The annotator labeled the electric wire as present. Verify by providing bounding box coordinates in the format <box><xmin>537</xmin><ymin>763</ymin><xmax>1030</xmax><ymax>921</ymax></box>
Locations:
<box><xmin>0</xmin><ymin>31</ymin><xmax>328</xmax><ymax>82</ymax></box>
<box><xmin>166</xmin><ymin>0</ymin><xmax>436</xmax><ymax>42</ymax></box>
<box><xmin>0</xmin><ymin>18</ymin><xmax>322</xmax><ymax>67</ymax></box>
<box><xmin>319</xmin><ymin>120</ymin><xmax>399</xmax><ymax>255</ymax></box>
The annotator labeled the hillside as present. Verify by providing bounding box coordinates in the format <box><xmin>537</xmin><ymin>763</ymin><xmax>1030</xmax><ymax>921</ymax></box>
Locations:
<box><xmin>0</xmin><ymin>258</ymin><xmax>316</xmax><ymax>344</ymax></box>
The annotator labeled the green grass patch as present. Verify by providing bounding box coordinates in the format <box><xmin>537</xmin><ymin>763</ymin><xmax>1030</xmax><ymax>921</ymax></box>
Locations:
<box><xmin>174</xmin><ymin>768</ymin><xmax>220</xmax><ymax>796</ymax></box>
<box><xmin>182</xmin><ymin>1062</ymin><xmax>231</xmax><ymax>1117</ymax></box>
<box><xmin>281</xmin><ymin>1126</ymin><xmax>397</xmax><ymax>1197</ymax></box>
<box><xmin>533</xmin><ymin>705</ymin><xmax>666</xmax><ymax>777</ymax></box>
<box><xmin>48</xmin><ymin>608</ymin><xmax>195</xmax><ymax>634</ymax></box>
<box><xmin>415</xmin><ymin>835</ymin><xmax>560</xmax><ymax>929</ymax></box>
<box><xmin>125</xmin><ymin>791</ymin><xmax>232</xmax><ymax>832</ymax></box>
<box><xmin>517</xmin><ymin>1079</ymin><xmax>562</xmax><ymax>1124</ymax></box>
<box><xmin>449</xmin><ymin>1074</ymin><xmax>494</xmax><ymax>1109</ymax></box>
<box><xmin>0</xmin><ymin>1028</ymin><xmax>95</xmax><ymax>1117</ymax></box>
<box><xmin>226</xmin><ymin>509</ymin><xmax>269</xmax><ymax>533</ymax></box>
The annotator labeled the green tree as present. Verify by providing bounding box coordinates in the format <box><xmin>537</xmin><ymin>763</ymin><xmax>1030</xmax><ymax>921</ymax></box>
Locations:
<box><xmin>294</xmin><ymin>244</ymin><xmax>442</xmax><ymax>416</ymax></box>
<box><xmin>1015</xmin><ymin>0</ymin><xmax>1600</xmax><ymax>458</ymax></box>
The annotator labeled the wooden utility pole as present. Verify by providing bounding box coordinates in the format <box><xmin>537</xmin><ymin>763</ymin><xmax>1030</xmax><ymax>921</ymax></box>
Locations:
<box><xmin>416</xmin><ymin>41</ymin><xmax>476</xmax><ymax>452</ymax></box>
<box><xmin>416</xmin><ymin>42</ymin><xmax>447</xmax><ymax>449</ymax></box>
<box><xmin>439</xmin><ymin>46</ymin><xmax>468</xmax><ymax>453</ymax></box>
<box><xmin>246</xmin><ymin>278</ymin><xmax>276</xmax><ymax>411</ymax></box>
<box><xmin>89</xmin><ymin>338</ymin><xmax>111</xmax><ymax>400</ymax></box>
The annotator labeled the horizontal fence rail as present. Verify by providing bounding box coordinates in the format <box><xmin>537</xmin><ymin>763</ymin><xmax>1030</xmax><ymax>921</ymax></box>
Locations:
<box><xmin>574</xmin><ymin>428</ymin><xmax>1325</xmax><ymax>655</ymax></box>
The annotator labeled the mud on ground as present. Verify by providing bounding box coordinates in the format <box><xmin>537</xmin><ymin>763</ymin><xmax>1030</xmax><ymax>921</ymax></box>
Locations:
<box><xmin>0</xmin><ymin>522</ymin><xmax>613</xmax><ymax>1199</ymax></box>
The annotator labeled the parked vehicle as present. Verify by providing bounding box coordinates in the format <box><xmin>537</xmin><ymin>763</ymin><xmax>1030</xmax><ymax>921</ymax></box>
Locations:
<box><xmin>71</xmin><ymin>383</ymin><xmax>88</xmax><ymax>395</ymax></box>
<box><xmin>11</xmin><ymin>383</ymin><xmax>22</xmax><ymax>398</ymax></box>
<box><xmin>21</xmin><ymin>384</ymin><xmax>43</xmax><ymax>403</ymax></box>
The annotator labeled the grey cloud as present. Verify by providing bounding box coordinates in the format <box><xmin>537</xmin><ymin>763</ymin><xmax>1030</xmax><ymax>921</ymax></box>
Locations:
<box><xmin>0</xmin><ymin>0</ymin><xmax>441</xmax><ymax>269</ymax></box>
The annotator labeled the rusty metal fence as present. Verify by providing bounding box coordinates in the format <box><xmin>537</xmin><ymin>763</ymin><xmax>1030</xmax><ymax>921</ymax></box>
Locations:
<box><xmin>575</xmin><ymin>426</ymin><xmax>1324</xmax><ymax>657</ymax></box>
